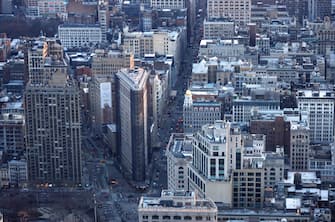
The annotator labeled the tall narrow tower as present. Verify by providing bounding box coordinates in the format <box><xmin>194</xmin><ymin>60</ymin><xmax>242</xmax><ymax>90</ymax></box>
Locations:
<box><xmin>116</xmin><ymin>67</ymin><xmax>150</xmax><ymax>182</ymax></box>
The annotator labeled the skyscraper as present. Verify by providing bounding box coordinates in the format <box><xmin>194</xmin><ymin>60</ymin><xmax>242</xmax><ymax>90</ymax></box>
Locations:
<box><xmin>98</xmin><ymin>0</ymin><xmax>109</xmax><ymax>42</ymax></box>
<box><xmin>308</xmin><ymin>0</ymin><xmax>331</xmax><ymax>21</ymax></box>
<box><xmin>25</xmin><ymin>39</ymin><xmax>82</xmax><ymax>185</ymax></box>
<box><xmin>116</xmin><ymin>67</ymin><xmax>150</xmax><ymax>182</ymax></box>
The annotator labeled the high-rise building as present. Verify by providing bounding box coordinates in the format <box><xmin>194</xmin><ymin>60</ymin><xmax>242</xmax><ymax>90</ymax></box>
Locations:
<box><xmin>297</xmin><ymin>90</ymin><xmax>335</xmax><ymax>143</ymax></box>
<box><xmin>166</xmin><ymin>133</ymin><xmax>192</xmax><ymax>191</ymax></box>
<box><xmin>89</xmin><ymin>75</ymin><xmax>114</xmax><ymax>134</ymax></box>
<box><xmin>290</xmin><ymin>122</ymin><xmax>310</xmax><ymax>171</ymax></box>
<box><xmin>89</xmin><ymin>49</ymin><xmax>134</xmax><ymax>133</ymax></box>
<box><xmin>207</xmin><ymin>0</ymin><xmax>251</xmax><ymax>26</ymax></box>
<box><xmin>116</xmin><ymin>67</ymin><xmax>150</xmax><ymax>182</ymax></box>
<box><xmin>188</xmin><ymin>120</ymin><xmax>243</xmax><ymax>203</ymax></box>
<box><xmin>98</xmin><ymin>0</ymin><xmax>109</xmax><ymax>42</ymax></box>
<box><xmin>308</xmin><ymin>0</ymin><xmax>331</xmax><ymax>21</ymax></box>
<box><xmin>25</xmin><ymin>41</ymin><xmax>82</xmax><ymax>185</ymax></box>
<box><xmin>285</xmin><ymin>0</ymin><xmax>308</xmax><ymax>26</ymax></box>
<box><xmin>0</xmin><ymin>0</ymin><xmax>12</xmax><ymax>14</ymax></box>
<box><xmin>316</xmin><ymin>19</ymin><xmax>335</xmax><ymax>55</ymax></box>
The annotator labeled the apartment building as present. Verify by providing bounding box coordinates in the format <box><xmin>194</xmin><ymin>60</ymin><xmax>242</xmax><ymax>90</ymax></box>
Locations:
<box><xmin>290</xmin><ymin>122</ymin><xmax>310</xmax><ymax>171</ymax></box>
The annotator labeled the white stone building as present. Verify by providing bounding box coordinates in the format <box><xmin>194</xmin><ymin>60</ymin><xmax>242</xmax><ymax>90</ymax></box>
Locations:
<box><xmin>198</xmin><ymin>39</ymin><xmax>245</xmax><ymax>59</ymax></box>
<box><xmin>166</xmin><ymin>134</ymin><xmax>192</xmax><ymax>191</ymax></box>
<box><xmin>297</xmin><ymin>90</ymin><xmax>335</xmax><ymax>143</ymax></box>
<box><xmin>58</xmin><ymin>24</ymin><xmax>102</xmax><ymax>49</ymax></box>
<box><xmin>207</xmin><ymin>0</ymin><xmax>251</xmax><ymax>26</ymax></box>
<box><xmin>138</xmin><ymin>190</ymin><xmax>218</xmax><ymax>222</ymax></box>
<box><xmin>188</xmin><ymin>120</ymin><xmax>243</xmax><ymax>204</ymax></box>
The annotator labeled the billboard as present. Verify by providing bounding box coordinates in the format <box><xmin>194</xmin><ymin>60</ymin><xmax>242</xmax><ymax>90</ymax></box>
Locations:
<box><xmin>100</xmin><ymin>82</ymin><xmax>112</xmax><ymax>109</ymax></box>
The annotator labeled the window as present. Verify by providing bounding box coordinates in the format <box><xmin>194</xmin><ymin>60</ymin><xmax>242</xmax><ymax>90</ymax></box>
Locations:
<box><xmin>152</xmin><ymin>215</ymin><xmax>159</xmax><ymax>220</ymax></box>
<box><xmin>184</xmin><ymin>216</ymin><xmax>192</xmax><ymax>220</ymax></box>
<box><xmin>162</xmin><ymin>215</ymin><xmax>171</xmax><ymax>220</ymax></box>
<box><xmin>196</xmin><ymin>216</ymin><xmax>203</xmax><ymax>220</ymax></box>
<box><xmin>173</xmin><ymin>216</ymin><xmax>182</xmax><ymax>220</ymax></box>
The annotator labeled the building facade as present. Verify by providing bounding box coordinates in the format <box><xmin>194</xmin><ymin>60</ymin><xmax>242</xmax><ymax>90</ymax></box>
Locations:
<box><xmin>188</xmin><ymin>120</ymin><xmax>243</xmax><ymax>204</ymax></box>
<box><xmin>297</xmin><ymin>90</ymin><xmax>334</xmax><ymax>143</ymax></box>
<box><xmin>207</xmin><ymin>0</ymin><xmax>251</xmax><ymax>26</ymax></box>
<box><xmin>203</xmin><ymin>19</ymin><xmax>235</xmax><ymax>40</ymax></box>
<box><xmin>8</xmin><ymin>160</ymin><xmax>28</xmax><ymax>187</ymax></box>
<box><xmin>92</xmin><ymin>49</ymin><xmax>134</xmax><ymax>76</ymax></box>
<box><xmin>138</xmin><ymin>190</ymin><xmax>218</xmax><ymax>222</ymax></box>
<box><xmin>166</xmin><ymin>133</ymin><xmax>192</xmax><ymax>191</ymax></box>
<box><xmin>116</xmin><ymin>68</ymin><xmax>150</xmax><ymax>182</ymax></box>
<box><xmin>150</xmin><ymin>0</ymin><xmax>185</xmax><ymax>9</ymax></box>
<box><xmin>58</xmin><ymin>24</ymin><xmax>102</xmax><ymax>49</ymax></box>
<box><xmin>0</xmin><ymin>113</ymin><xmax>25</xmax><ymax>158</ymax></box>
<box><xmin>25</xmin><ymin>52</ymin><xmax>82</xmax><ymax>184</ymax></box>
<box><xmin>183</xmin><ymin>90</ymin><xmax>222</xmax><ymax>134</ymax></box>
<box><xmin>290</xmin><ymin>123</ymin><xmax>310</xmax><ymax>171</ymax></box>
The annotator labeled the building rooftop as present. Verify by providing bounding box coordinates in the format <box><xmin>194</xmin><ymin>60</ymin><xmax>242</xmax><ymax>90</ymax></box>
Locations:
<box><xmin>138</xmin><ymin>190</ymin><xmax>217</xmax><ymax>210</ymax></box>
<box><xmin>297</xmin><ymin>90</ymin><xmax>335</xmax><ymax>98</ymax></box>
<box><xmin>168</xmin><ymin>134</ymin><xmax>193</xmax><ymax>159</ymax></box>
<box><xmin>192</xmin><ymin>60</ymin><xmax>208</xmax><ymax>74</ymax></box>
<box><xmin>59</xmin><ymin>24</ymin><xmax>101</xmax><ymax>28</ymax></box>
<box><xmin>117</xmin><ymin>67</ymin><xmax>148</xmax><ymax>90</ymax></box>
<box><xmin>285</xmin><ymin>172</ymin><xmax>321</xmax><ymax>185</ymax></box>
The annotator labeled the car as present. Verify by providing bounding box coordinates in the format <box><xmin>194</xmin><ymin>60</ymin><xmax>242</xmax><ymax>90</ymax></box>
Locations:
<box><xmin>109</xmin><ymin>179</ymin><xmax>118</xmax><ymax>185</ymax></box>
